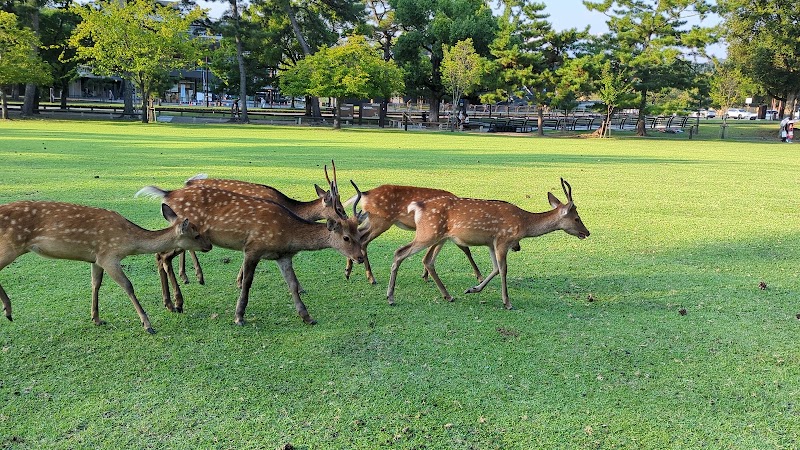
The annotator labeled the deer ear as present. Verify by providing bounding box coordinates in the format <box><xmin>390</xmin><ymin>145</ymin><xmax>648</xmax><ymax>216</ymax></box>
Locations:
<box><xmin>547</xmin><ymin>192</ymin><xmax>562</xmax><ymax>209</ymax></box>
<box><xmin>180</xmin><ymin>218</ymin><xmax>190</xmax><ymax>233</ymax></box>
<box><xmin>315</xmin><ymin>184</ymin><xmax>326</xmax><ymax>198</ymax></box>
<box><xmin>161</xmin><ymin>203</ymin><xmax>178</xmax><ymax>223</ymax></box>
<box><xmin>326</xmin><ymin>219</ymin><xmax>340</xmax><ymax>231</ymax></box>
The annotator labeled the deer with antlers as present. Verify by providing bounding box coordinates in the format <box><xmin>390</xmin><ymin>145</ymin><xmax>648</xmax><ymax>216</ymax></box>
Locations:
<box><xmin>135</xmin><ymin>184</ymin><xmax>365</xmax><ymax>325</ymax></box>
<box><xmin>386</xmin><ymin>179</ymin><xmax>590</xmax><ymax>309</ymax></box>
<box><xmin>343</xmin><ymin>184</ymin><xmax>483</xmax><ymax>285</ymax></box>
<box><xmin>174</xmin><ymin>163</ymin><xmax>349</xmax><ymax>286</ymax></box>
<box><xmin>0</xmin><ymin>201</ymin><xmax>212</xmax><ymax>333</ymax></box>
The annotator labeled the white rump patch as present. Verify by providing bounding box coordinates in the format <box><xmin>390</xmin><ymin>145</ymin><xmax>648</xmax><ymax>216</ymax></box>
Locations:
<box><xmin>186</xmin><ymin>173</ymin><xmax>208</xmax><ymax>182</ymax></box>
<box><xmin>408</xmin><ymin>201</ymin><xmax>423</xmax><ymax>225</ymax></box>
<box><xmin>134</xmin><ymin>186</ymin><xmax>167</xmax><ymax>199</ymax></box>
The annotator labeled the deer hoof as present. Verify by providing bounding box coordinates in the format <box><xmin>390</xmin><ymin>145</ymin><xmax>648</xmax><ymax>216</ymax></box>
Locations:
<box><xmin>504</xmin><ymin>304</ymin><xmax>514</xmax><ymax>310</ymax></box>
<box><xmin>197</xmin><ymin>279</ymin><xmax>205</xmax><ymax>286</ymax></box>
<box><xmin>175</xmin><ymin>306</ymin><xmax>183</xmax><ymax>313</ymax></box>
<box><xmin>445</xmin><ymin>296</ymin><xmax>454</xmax><ymax>302</ymax></box>
<box><xmin>6</xmin><ymin>315</ymin><xmax>12</xmax><ymax>322</ymax></box>
<box><xmin>303</xmin><ymin>317</ymin><xmax>317</xmax><ymax>325</ymax></box>
<box><xmin>465</xmin><ymin>287</ymin><xmax>479</xmax><ymax>294</ymax></box>
<box><xmin>146</xmin><ymin>327</ymin><xmax>156</xmax><ymax>334</ymax></box>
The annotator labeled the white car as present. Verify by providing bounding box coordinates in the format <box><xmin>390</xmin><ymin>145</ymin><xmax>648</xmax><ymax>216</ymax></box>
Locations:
<box><xmin>725</xmin><ymin>108</ymin><xmax>756</xmax><ymax>120</ymax></box>
<box><xmin>688</xmin><ymin>109</ymin><xmax>717</xmax><ymax>119</ymax></box>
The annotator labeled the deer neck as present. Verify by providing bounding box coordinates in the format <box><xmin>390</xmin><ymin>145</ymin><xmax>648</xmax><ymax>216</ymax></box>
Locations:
<box><xmin>524</xmin><ymin>208</ymin><xmax>563</xmax><ymax>238</ymax></box>
<box><xmin>292</xmin><ymin>199</ymin><xmax>325</xmax><ymax>222</ymax></box>
<box><xmin>129</xmin><ymin>226</ymin><xmax>182</xmax><ymax>255</ymax></box>
<box><xmin>284</xmin><ymin>222</ymin><xmax>332</xmax><ymax>252</ymax></box>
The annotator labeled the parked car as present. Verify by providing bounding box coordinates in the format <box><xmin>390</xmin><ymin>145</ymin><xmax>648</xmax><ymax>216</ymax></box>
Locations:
<box><xmin>688</xmin><ymin>109</ymin><xmax>717</xmax><ymax>119</ymax></box>
<box><xmin>765</xmin><ymin>109</ymin><xmax>779</xmax><ymax>120</ymax></box>
<box><xmin>724</xmin><ymin>108</ymin><xmax>756</xmax><ymax>120</ymax></box>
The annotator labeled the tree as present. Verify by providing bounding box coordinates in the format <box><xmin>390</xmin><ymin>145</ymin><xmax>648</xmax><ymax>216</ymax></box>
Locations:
<box><xmin>594</xmin><ymin>61</ymin><xmax>634</xmax><ymax>137</ymax></box>
<box><xmin>0</xmin><ymin>10</ymin><xmax>51</xmax><ymax>119</ymax></box>
<box><xmin>720</xmin><ymin>0</ymin><xmax>800</xmax><ymax>118</ymax></box>
<box><xmin>441</xmin><ymin>38</ymin><xmax>482</xmax><ymax>127</ymax></box>
<box><xmin>39</xmin><ymin>3</ymin><xmax>80</xmax><ymax>109</ymax></box>
<box><xmin>483</xmin><ymin>1</ymin><xmax>588</xmax><ymax>135</ymax></box>
<box><xmin>280</xmin><ymin>35</ymin><xmax>404</xmax><ymax>128</ymax></box>
<box><xmin>391</xmin><ymin>0</ymin><xmax>497</xmax><ymax>121</ymax></box>
<box><xmin>69</xmin><ymin>0</ymin><xmax>205</xmax><ymax>123</ymax></box>
<box><xmin>584</xmin><ymin>0</ymin><xmax>717</xmax><ymax>136</ymax></box>
<box><xmin>710</xmin><ymin>59</ymin><xmax>758</xmax><ymax>123</ymax></box>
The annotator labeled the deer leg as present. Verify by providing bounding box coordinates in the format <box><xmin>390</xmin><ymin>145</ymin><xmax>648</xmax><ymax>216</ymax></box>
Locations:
<box><xmin>234</xmin><ymin>253</ymin><xmax>260</xmax><ymax>326</ymax></box>
<box><xmin>0</xmin><ymin>251</ymin><xmax>22</xmax><ymax>321</ymax></box>
<box><xmin>458</xmin><ymin>244</ymin><xmax>484</xmax><ymax>282</ymax></box>
<box><xmin>156</xmin><ymin>253</ymin><xmax>174</xmax><ymax>312</ymax></box>
<box><xmin>465</xmin><ymin>246</ymin><xmax>499</xmax><ymax>294</ymax></box>
<box><xmin>90</xmin><ymin>263</ymin><xmax>106</xmax><ymax>326</ymax></box>
<box><xmin>351</xmin><ymin>220</ymin><xmax>389</xmax><ymax>285</ymax></box>
<box><xmin>159</xmin><ymin>251</ymin><xmax>184</xmax><ymax>312</ymax></box>
<box><xmin>420</xmin><ymin>245</ymin><xmax>443</xmax><ymax>281</ymax></box>
<box><xmin>0</xmin><ymin>284</ymin><xmax>11</xmax><ymax>321</ymax></box>
<box><xmin>188</xmin><ymin>250</ymin><xmax>205</xmax><ymax>285</ymax></box>
<box><xmin>100</xmin><ymin>260</ymin><xmax>154</xmax><ymax>334</ymax></box>
<box><xmin>178</xmin><ymin>251</ymin><xmax>189</xmax><ymax>284</ymax></box>
<box><xmin>422</xmin><ymin>242</ymin><xmax>453</xmax><ymax>301</ymax></box>
<box><xmin>276</xmin><ymin>256</ymin><xmax>315</xmax><ymax>324</ymax></box>
<box><xmin>496</xmin><ymin>246</ymin><xmax>512</xmax><ymax>310</ymax></box>
<box><xmin>387</xmin><ymin>240</ymin><xmax>432</xmax><ymax>305</ymax></box>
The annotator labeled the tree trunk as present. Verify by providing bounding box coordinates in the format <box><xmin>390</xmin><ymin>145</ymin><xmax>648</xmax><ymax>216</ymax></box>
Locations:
<box><xmin>1</xmin><ymin>89</ymin><xmax>9</xmax><ymax>120</ymax></box>
<box><xmin>21</xmin><ymin>6</ymin><xmax>41</xmax><ymax>117</ymax></box>
<box><xmin>231</xmin><ymin>0</ymin><xmax>249</xmax><ymax>123</ymax></box>
<box><xmin>537</xmin><ymin>107</ymin><xmax>544</xmax><ymax>136</ymax></box>
<box><xmin>59</xmin><ymin>79</ymin><xmax>69</xmax><ymax>109</ymax></box>
<box><xmin>636</xmin><ymin>90</ymin><xmax>648</xmax><ymax>136</ymax></box>
<box><xmin>334</xmin><ymin>98</ymin><xmax>341</xmax><ymax>129</ymax></box>
<box><xmin>284</xmin><ymin>2</ymin><xmax>321</xmax><ymax>118</ymax></box>
<box><xmin>123</xmin><ymin>79</ymin><xmax>135</xmax><ymax>117</ymax></box>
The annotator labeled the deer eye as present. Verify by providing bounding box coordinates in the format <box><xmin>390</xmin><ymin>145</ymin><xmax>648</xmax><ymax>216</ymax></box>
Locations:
<box><xmin>343</xmin><ymin>236</ymin><xmax>350</xmax><ymax>242</ymax></box>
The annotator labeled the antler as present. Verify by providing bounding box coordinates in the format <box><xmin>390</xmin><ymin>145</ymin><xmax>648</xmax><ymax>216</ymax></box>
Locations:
<box><xmin>350</xmin><ymin>180</ymin><xmax>366</xmax><ymax>223</ymax></box>
<box><xmin>325</xmin><ymin>160</ymin><xmax>340</xmax><ymax>198</ymax></box>
<box><xmin>561</xmin><ymin>178</ymin><xmax>573</xmax><ymax>203</ymax></box>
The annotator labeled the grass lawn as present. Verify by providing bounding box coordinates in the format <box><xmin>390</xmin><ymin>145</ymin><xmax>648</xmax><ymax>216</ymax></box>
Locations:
<box><xmin>0</xmin><ymin>118</ymin><xmax>798</xmax><ymax>449</ymax></box>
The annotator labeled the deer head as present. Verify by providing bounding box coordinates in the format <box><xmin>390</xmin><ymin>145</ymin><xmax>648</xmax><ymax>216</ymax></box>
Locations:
<box><xmin>547</xmin><ymin>178</ymin><xmax>590</xmax><ymax>240</ymax></box>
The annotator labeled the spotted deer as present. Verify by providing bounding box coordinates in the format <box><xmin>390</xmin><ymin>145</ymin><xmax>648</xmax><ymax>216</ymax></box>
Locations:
<box><xmin>175</xmin><ymin>164</ymin><xmax>348</xmax><ymax>285</ymax></box>
<box><xmin>135</xmin><ymin>184</ymin><xmax>365</xmax><ymax>325</ymax></box>
<box><xmin>386</xmin><ymin>179</ymin><xmax>590</xmax><ymax>309</ymax></box>
<box><xmin>0</xmin><ymin>201</ymin><xmax>211</xmax><ymax>333</ymax></box>
<box><xmin>343</xmin><ymin>184</ymin><xmax>483</xmax><ymax>284</ymax></box>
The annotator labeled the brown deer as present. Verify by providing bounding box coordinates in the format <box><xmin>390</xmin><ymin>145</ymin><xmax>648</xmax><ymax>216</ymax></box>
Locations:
<box><xmin>343</xmin><ymin>183</ymin><xmax>483</xmax><ymax>284</ymax></box>
<box><xmin>0</xmin><ymin>201</ymin><xmax>212</xmax><ymax>333</ymax></box>
<box><xmin>135</xmin><ymin>184</ymin><xmax>365</xmax><ymax>325</ymax></box>
<box><xmin>170</xmin><ymin>164</ymin><xmax>347</xmax><ymax>287</ymax></box>
<box><xmin>386</xmin><ymin>179</ymin><xmax>590</xmax><ymax>309</ymax></box>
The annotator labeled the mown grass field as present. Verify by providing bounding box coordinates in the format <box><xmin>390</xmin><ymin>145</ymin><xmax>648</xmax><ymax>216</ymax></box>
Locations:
<box><xmin>0</xmin><ymin>118</ymin><xmax>798</xmax><ymax>449</ymax></box>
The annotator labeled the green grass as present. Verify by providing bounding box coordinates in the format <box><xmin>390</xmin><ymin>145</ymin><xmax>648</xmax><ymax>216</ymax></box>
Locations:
<box><xmin>0</xmin><ymin>119</ymin><xmax>799</xmax><ymax>449</ymax></box>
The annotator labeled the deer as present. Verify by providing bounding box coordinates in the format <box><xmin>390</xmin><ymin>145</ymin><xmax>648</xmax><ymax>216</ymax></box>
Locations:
<box><xmin>0</xmin><ymin>201</ymin><xmax>212</xmax><ymax>334</ymax></box>
<box><xmin>134</xmin><ymin>184</ymin><xmax>365</xmax><ymax>325</ymax></box>
<box><xmin>386</xmin><ymin>178</ymin><xmax>590</xmax><ymax>309</ymax></box>
<box><xmin>342</xmin><ymin>183</ymin><xmax>484</xmax><ymax>285</ymax></box>
<box><xmin>174</xmin><ymin>163</ymin><xmax>348</xmax><ymax>286</ymax></box>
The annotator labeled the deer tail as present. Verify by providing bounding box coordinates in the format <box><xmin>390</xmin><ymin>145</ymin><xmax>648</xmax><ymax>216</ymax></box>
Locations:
<box><xmin>185</xmin><ymin>173</ymin><xmax>208</xmax><ymax>184</ymax></box>
<box><xmin>134</xmin><ymin>186</ymin><xmax>169</xmax><ymax>199</ymax></box>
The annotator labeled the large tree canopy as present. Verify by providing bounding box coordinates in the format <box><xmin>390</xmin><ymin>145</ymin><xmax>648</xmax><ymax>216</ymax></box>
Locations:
<box><xmin>280</xmin><ymin>34</ymin><xmax>404</xmax><ymax>128</ymax></box>
<box><xmin>0</xmin><ymin>10</ymin><xmax>51</xmax><ymax>119</ymax></box>
<box><xmin>720</xmin><ymin>0</ymin><xmax>800</xmax><ymax>113</ymax></box>
<box><xmin>584</xmin><ymin>0</ymin><xmax>716</xmax><ymax>135</ymax></box>
<box><xmin>69</xmin><ymin>0</ymin><xmax>205</xmax><ymax>123</ymax></box>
